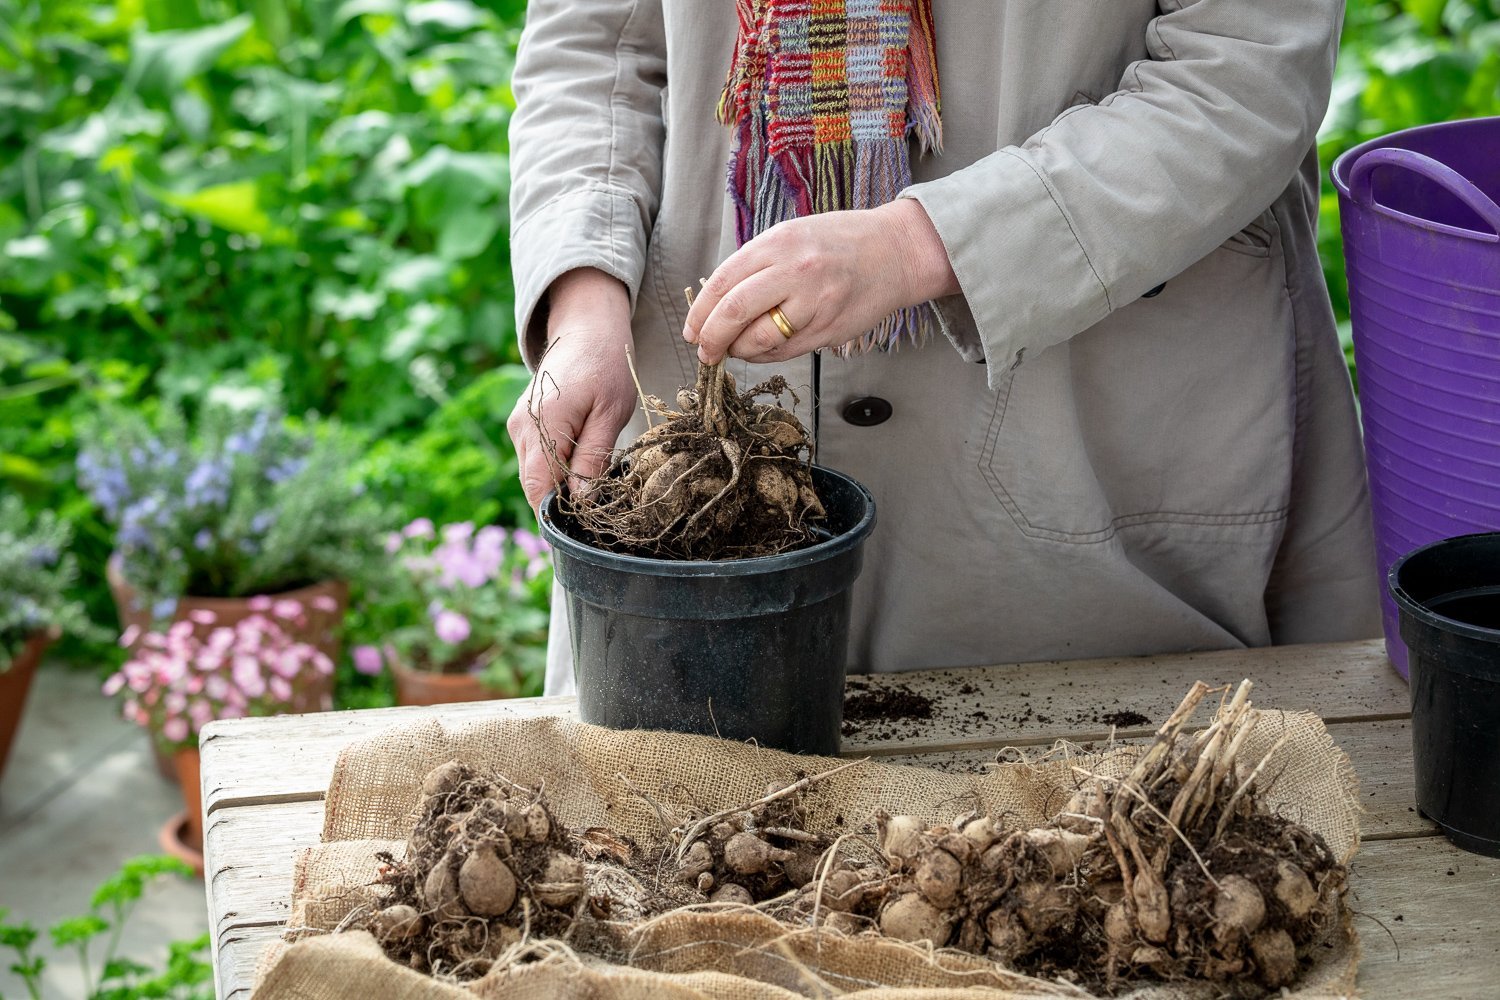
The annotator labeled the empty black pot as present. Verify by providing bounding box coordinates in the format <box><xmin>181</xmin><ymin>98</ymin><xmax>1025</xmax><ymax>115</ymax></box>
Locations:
<box><xmin>1389</xmin><ymin>531</ymin><xmax>1500</xmax><ymax>858</ymax></box>
<box><xmin>539</xmin><ymin>466</ymin><xmax>876</xmax><ymax>755</ymax></box>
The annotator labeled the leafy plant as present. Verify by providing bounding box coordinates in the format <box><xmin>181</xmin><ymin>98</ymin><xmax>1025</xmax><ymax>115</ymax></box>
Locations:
<box><xmin>1319</xmin><ymin>0</ymin><xmax>1500</xmax><ymax>377</ymax></box>
<box><xmin>0</xmin><ymin>0</ymin><xmax>530</xmax><ymax>661</ymax></box>
<box><xmin>0</xmin><ymin>494</ymin><xmax>103</xmax><ymax>671</ymax></box>
<box><xmin>0</xmin><ymin>854</ymin><xmax>212</xmax><ymax>1000</ymax></box>
<box><xmin>354</xmin><ymin>519</ymin><xmax>550</xmax><ymax>696</ymax></box>
<box><xmin>76</xmin><ymin>401</ymin><xmax>388</xmax><ymax>613</ymax></box>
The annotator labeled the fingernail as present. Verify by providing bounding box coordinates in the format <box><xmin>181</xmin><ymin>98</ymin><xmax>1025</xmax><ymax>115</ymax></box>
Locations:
<box><xmin>684</xmin><ymin>328</ymin><xmax>698</xmax><ymax>344</ymax></box>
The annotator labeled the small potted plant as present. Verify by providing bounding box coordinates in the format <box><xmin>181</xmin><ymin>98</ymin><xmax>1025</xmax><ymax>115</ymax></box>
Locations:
<box><xmin>77</xmin><ymin>402</ymin><xmax>385</xmax><ymax>725</ymax></box>
<box><xmin>352</xmin><ymin>520</ymin><xmax>551</xmax><ymax>706</ymax></box>
<box><xmin>103</xmin><ymin>604</ymin><xmax>333</xmax><ymax>873</ymax></box>
<box><xmin>0</xmin><ymin>496</ymin><xmax>100</xmax><ymax>787</ymax></box>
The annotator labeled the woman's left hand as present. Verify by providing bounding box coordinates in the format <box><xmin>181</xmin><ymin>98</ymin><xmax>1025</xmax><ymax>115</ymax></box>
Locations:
<box><xmin>684</xmin><ymin>199</ymin><xmax>960</xmax><ymax>365</ymax></box>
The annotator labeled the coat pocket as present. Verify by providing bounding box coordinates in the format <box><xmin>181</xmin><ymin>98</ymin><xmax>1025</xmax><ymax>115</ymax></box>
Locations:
<box><xmin>976</xmin><ymin>220</ymin><xmax>1297</xmax><ymax>544</ymax></box>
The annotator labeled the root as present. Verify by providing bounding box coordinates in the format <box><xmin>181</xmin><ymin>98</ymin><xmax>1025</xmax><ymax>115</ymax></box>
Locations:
<box><xmin>544</xmin><ymin>296</ymin><xmax>825</xmax><ymax>560</ymax></box>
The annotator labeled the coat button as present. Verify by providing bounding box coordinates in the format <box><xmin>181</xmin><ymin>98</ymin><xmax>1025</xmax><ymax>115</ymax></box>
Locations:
<box><xmin>842</xmin><ymin>397</ymin><xmax>892</xmax><ymax>427</ymax></box>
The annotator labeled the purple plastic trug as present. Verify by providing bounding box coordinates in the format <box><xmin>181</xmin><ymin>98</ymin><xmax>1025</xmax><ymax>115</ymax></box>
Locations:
<box><xmin>1333</xmin><ymin>117</ymin><xmax>1500</xmax><ymax>678</ymax></box>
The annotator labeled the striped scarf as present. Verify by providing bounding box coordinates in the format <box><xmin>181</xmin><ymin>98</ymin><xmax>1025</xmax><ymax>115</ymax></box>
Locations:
<box><xmin>719</xmin><ymin>0</ymin><xmax>942</xmax><ymax>353</ymax></box>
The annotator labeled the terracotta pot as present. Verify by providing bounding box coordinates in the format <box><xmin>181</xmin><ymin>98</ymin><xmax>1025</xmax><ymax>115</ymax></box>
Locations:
<box><xmin>1</xmin><ymin>629</ymin><xmax>57</xmax><ymax>786</ymax></box>
<box><xmin>107</xmin><ymin>553</ymin><xmax>346</xmax><ymax>719</ymax></box>
<box><xmin>392</xmin><ymin>661</ymin><xmax>508</xmax><ymax>707</ymax></box>
<box><xmin>159</xmin><ymin>746</ymin><xmax>204</xmax><ymax>877</ymax></box>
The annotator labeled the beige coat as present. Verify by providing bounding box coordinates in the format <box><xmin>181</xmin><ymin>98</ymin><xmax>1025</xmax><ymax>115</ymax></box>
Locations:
<box><xmin>509</xmin><ymin>0</ymin><xmax>1381</xmax><ymax>694</ymax></box>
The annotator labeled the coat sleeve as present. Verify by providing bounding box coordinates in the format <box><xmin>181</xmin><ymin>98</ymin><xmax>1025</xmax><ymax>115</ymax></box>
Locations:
<box><xmin>900</xmin><ymin>0</ymin><xmax>1343</xmax><ymax>377</ymax></box>
<box><xmin>508</xmin><ymin>0</ymin><xmax>668</xmax><ymax>366</ymax></box>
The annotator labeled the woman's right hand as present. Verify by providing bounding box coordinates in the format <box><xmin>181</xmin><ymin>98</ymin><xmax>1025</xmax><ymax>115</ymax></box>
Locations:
<box><xmin>506</xmin><ymin>269</ymin><xmax>638</xmax><ymax>511</ymax></box>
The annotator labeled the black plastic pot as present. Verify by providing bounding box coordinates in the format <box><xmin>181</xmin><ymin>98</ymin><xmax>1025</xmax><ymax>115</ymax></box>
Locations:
<box><xmin>1389</xmin><ymin>532</ymin><xmax>1500</xmax><ymax>858</ymax></box>
<box><xmin>539</xmin><ymin>466</ymin><xmax>876</xmax><ymax>755</ymax></box>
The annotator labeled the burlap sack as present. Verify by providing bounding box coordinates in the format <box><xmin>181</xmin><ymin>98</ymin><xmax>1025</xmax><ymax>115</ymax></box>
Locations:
<box><xmin>254</xmin><ymin>709</ymin><xmax>1361</xmax><ymax>1000</ymax></box>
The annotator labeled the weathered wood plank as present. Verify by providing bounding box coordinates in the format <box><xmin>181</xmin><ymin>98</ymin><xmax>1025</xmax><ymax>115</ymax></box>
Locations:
<box><xmin>200</xmin><ymin>695</ymin><xmax>580</xmax><ymax>814</ymax></box>
<box><xmin>1349</xmin><ymin>837</ymin><xmax>1500</xmax><ymax>997</ymax></box>
<box><xmin>219</xmin><ymin>924</ymin><xmax>281</xmax><ymax>1000</ymax></box>
<box><xmin>202</xmin><ymin>640</ymin><xmax>1406</xmax><ymax>812</ymax></box>
<box><xmin>204</xmin><ymin>799</ymin><xmax>324</xmax><ymax>939</ymax></box>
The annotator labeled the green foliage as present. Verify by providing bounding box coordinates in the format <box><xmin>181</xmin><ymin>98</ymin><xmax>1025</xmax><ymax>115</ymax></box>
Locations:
<box><xmin>0</xmin><ymin>0</ymin><xmax>530</xmax><ymax>666</ymax></box>
<box><xmin>356</xmin><ymin>363</ymin><xmax>533</xmax><ymax>530</ymax></box>
<box><xmin>1320</xmin><ymin>0</ymin><xmax>1500</xmax><ymax>377</ymax></box>
<box><xmin>0</xmin><ymin>855</ymin><xmax>211</xmax><ymax>1000</ymax></box>
<box><xmin>0</xmin><ymin>494</ymin><xmax>103</xmax><ymax>670</ymax></box>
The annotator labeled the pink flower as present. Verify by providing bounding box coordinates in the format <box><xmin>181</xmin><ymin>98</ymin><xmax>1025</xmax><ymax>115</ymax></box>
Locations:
<box><xmin>513</xmin><ymin>528</ymin><xmax>548</xmax><ymax>559</ymax></box>
<box><xmin>189</xmin><ymin>700</ymin><xmax>214</xmax><ymax>730</ymax></box>
<box><xmin>442</xmin><ymin>522</ymin><xmax>475</xmax><ymax>544</ymax></box>
<box><xmin>310</xmin><ymin>594</ymin><xmax>338</xmax><ymax>613</ymax></box>
<box><xmin>205</xmin><ymin>675</ymin><xmax>230</xmax><ymax>701</ymax></box>
<box><xmin>188</xmin><ymin>608</ymin><xmax>217</xmax><ymax>625</ymax></box>
<box><xmin>248</xmin><ymin>595</ymin><xmax>273</xmax><ymax>612</ymax></box>
<box><xmin>162</xmin><ymin>717</ymin><xmax>189</xmax><ymax>743</ymax></box>
<box><xmin>312</xmin><ymin>652</ymin><xmax>333</xmax><ymax>676</ymax></box>
<box><xmin>119</xmin><ymin>625</ymin><xmax>141</xmax><ymax>648</ymax></box>
<box><xmin>270</xmin><ymin>650</ymin><xmax>302</xmax><ymax>678</ymax></box>
<box><xmin>232</xmin><ymin>655</ymin><xmax>266</xmax><ymax>698</ymax></box>
<box><xmin>403</xmin><ymin>517</ymin><xmax>435</xmax><ymax>539</ymax></box>
<box><xmin>352</xmin><ymin>645</ymin><xmax>384</xmax><ymax>676</ymax></box>
<box><xmin>273</xmin><ymin>598</ymin><xmax>304</xmax><ymax>620</ymax></box>
<box><xmin>433</xmin><ymin>609</ymin><xmax>471</xmax><ymax>645</ymax></box>
<box><xmin>383</xmin><ymin>532</ymin><xmax>403</xmax><ymax>554</ymax></box>
<box><xmin>268</xmin><ymin>675</ymin><xmax>293</xmax><ymax>703</ymax></box>
<box><xmin>102</xmin><ymin>674</ymin><xmax>125</xmax><ymax>697</ymax></box>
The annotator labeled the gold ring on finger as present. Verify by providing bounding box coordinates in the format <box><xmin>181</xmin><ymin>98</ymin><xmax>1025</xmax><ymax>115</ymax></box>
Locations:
<box><xmin>768</xmin><ymin>305</ymin><xmax>797</xmax><ymax>340</ymax></box>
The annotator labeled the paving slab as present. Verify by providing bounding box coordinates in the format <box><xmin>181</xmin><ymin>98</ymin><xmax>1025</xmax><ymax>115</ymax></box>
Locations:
<box><xmin>0</xmin><ymin>666</ymin><xmax>209</xmax><ymax>999</ymax></box>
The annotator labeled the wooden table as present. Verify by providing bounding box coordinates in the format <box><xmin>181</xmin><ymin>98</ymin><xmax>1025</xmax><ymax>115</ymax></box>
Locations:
<box><xmin>201</xmin><ymin>640</ymin><xmax>1500</xmax><ymax>999</ymax></box>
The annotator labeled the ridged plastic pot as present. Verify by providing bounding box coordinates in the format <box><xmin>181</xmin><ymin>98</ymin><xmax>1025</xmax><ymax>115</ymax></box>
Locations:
<box><xmin>1332</xmin><ymin>117</ymin><xmax>1500</xmax><ymax>678</ymax></box>
<box><xmin>539</xmin><ymin>466</ymin><xmax>876</xmax><ymax>755</ymax></box>
<box><xmin>1389</xmin><ymin>532</ymin><xmax>1500</xmax><ymax>858</ymax></box>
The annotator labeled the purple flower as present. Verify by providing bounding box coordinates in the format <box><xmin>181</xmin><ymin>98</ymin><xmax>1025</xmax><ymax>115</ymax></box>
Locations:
<box><xmin>27</xmin><ymin>544</ymin><xmax>59</xmax><ymax>567</ymax></box>
<box><xmin>433</xmin><ymin>609</ymin><xmax>471</xmax><ymax>645</ymax></box>
<box><xmin>403</xmin><ymin>518</ymin><xmax>435</xmax><ymax>540</ymax></box>
<box><xmin>352</xmin><ymin>645</ymin><xmax>384</xmax><ymax>676</ymax></box>
<box><xmin>250</xmin><ymin>511</ymin><xmax>276</xmax><ymax>535</ymax></box>
<box><xmin>434</xmin><ymin>542</ymin><xmax>488</xmax><ymax>589</ymax></box>
<box><xmin>513</xmin><ymin>528</ymin><xmax>548</xmax><ymax>559</ymax></box>
<box><xmin>442</xmin><ymin>522</ymin><xmax>474</xmax><ymax>543</ymax></box>
<box><xmin>265</xmin><ymin>457</ymin><xmax>307</xmax><ymax>483</ymax></box>
<box><xmin>152</xmin><ymin>597</ymin><xmax>179</xmax><ymax>622</ymax></box>
<box><xmin>184</xmin><ymin>458</ymin><xmax>230</xmax><ymax>508</ymax></box>
<box><xmin>194</xmin><ymin>528</ymin><xmax>215</xmax><ymax>551</ymax></box>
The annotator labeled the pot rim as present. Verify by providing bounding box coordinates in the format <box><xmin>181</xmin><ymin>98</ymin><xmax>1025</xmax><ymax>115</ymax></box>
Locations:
<box><xmin>1388</xmin><ymin>531</ymin><xmax>1500</xmax><ymax>644</ymax></box>
<box><xmin>538</xmin><ymin>465</ymin><xmax>876</xmax><ymax>578</ymax></box>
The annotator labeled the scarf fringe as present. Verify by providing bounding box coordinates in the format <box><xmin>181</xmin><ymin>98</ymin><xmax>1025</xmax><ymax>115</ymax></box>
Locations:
<box><xmin>721</xmin><ymin>0</ymin><xmax>942</xmax><ymax>353</ymax></box>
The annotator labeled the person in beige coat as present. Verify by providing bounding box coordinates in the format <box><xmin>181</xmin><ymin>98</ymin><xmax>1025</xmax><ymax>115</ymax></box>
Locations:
<box><xmin>505</xmin><ymin>0</ymin><xmax>1381</xmax><ymax>696</ymax></box>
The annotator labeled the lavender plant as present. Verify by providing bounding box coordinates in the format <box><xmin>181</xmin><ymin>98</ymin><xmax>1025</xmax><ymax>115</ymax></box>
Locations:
<box><xmin>352</xmin><ymin>520</ymin><xmax>552</xmax><ymax>696</ymax></box>
<box><xmin>77</xmin><ymin>404</ymin><xmax>387</xmax><ymax>617</ymax></box>
<box><xmin>0</xmin><ymin>496</ymin><xmax>98</xmax><ymax>672</ymax></box>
